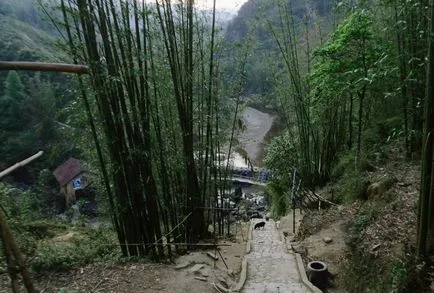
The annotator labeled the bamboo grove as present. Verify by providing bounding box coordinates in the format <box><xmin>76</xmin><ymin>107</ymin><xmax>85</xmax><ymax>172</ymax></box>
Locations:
<box><xmin>260</xmin><ymin>0</ymin><xmax>433</xmax><ymax>255</ymax></box>
<box><xmin>57</xmin><ymin>0</ymin><xmax>240</xmax><ymax>259</ymax></box>
<box><xmin>264</xmin><ymin>0</ymin><xmax>428</xmax><ymax>187</ymax></box>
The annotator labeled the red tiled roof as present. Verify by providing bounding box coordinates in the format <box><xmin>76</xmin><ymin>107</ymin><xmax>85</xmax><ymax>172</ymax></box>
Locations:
<box><xmin>53</xmin><ymin>158</ymin><xmax>87</xmax><ymax>186</ymax></box>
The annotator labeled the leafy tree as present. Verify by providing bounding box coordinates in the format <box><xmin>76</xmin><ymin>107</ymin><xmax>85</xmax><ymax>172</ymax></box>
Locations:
<box><xmin>0</xmin><ymin>70</ymin><xmax>74</xmax><ymax>181</ymax></box>
<box><xmin>0</xmin><ymin>71</ymin><xmax>36</xmax><ymax>170</ymax></box>
<box><xmin>4</xmin><ymin>71</ymin><xmax>26</xmax><ymax>101</ymax></box>
<box><xmin>26</xmin><ymin>76</ymin><xmax>58</xmax><ymax>144</ymax></box>
<box><xmin>0</xmin><ymin>70</ymin><xmax>27</xmax><ymax>131</ymax></box>
<box><xmin>266</xmin><ymin>1</ymin><xmax>407</xmax><ymax>189</ymax></box>
<box><xmin>264</xmin><ymin>130</ymin><xmax>298</xmax><ymax>184</ymax></box>
<box><xmin>311</xmin><ymin>10</ymin><xmax>388</xmax><ymax>161</ymax></box>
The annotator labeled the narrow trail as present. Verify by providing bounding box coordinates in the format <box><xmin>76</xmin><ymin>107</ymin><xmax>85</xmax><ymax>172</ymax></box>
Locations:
<box><xmin>242</xmin><ymin>219</ymin><xmax>314</xmax><ymax>293</ymax></box>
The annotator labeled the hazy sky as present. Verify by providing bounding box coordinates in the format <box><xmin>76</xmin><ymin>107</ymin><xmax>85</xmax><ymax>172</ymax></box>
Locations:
<box><xmin>197</xmin><ymin>0</ymin><xmax>248</xmax><ymax>11</ymax></box>
<box><xmin>144</xmin><ymin>1</ymin><xmax>249</xmax><ymax>14</ymax></box>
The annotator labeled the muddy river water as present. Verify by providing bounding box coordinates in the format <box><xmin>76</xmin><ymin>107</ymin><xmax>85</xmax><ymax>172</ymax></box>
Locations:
<box><xmin>237</xmin><ymin>106</ymin><xmax>275</xmax><ymax>166</ymax></box>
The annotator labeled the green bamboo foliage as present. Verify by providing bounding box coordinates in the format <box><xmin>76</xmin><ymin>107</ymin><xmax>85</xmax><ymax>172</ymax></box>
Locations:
<box><xmin>267</xmin><ymin>0</ymin><xmax>316</xmax><ymax>185</ymax></box>
<box><xmin>58</xmin><ymin>0</ymin><xmax>226</xmax><ymax>258</ymax></box>
<box><xmin>268</xmin><ymin>1</ymin><xmax>397</xmax><ymax>187</ymax></box>
<box><xmin>388</xmin><ymin>0</ymin><xmax>428</xmax><ymax>156</ymax></box>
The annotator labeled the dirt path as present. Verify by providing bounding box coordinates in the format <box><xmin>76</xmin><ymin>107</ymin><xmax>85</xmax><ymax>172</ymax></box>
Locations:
<box><xmin>4</xmin><ymin>231</ymin><xmax>249</xmax><ymax>293</ymax></box>
<box><xmin>242</xmin><ymin>219</ymin><xmax>313</xmax><ymax>293</ymax></box>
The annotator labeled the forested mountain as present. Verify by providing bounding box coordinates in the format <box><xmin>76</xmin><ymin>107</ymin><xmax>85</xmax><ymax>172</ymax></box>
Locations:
<box><xmin>0</xmin><ymin>0</ymin><xmax>64</xmax><ymax>63</ymax></box>
<box><xmin>1</xmin><ymin>1</ymin><xmax>434</xmax><ymax>292</ymax></box>
<box><xmin>0</xmin><ymin>0</ymin><xmax>55</xmax><ymax>31</ymax></box>
<box><xmin>225</xmin><ymin>0</ymin><xmax>333</xmax><ymax>43</ymax></box>
<box><xmin>0</xmin><ymin>0</ymin><xmax>81</xmax><ymax>182</ymax></box>
<box><xmin>221</xmin><ymin>0</ymin><xmax>334</xmax><ymax>95</ymax></box>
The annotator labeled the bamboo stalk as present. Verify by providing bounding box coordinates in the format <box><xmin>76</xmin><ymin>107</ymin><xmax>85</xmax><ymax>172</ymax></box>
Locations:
<box><xmin>0</xmin><ymin>230</ymin><xmax>19</xmax><ymax>293</ymax></box>
<box><xmin>0</xmin><ymin>152</ymin><xmax>42</xmax><ymax>292</ymax></box>
<box><xmin>0</xmin><ymin>151</ymin><xmax>43</xmax><ymax>179</ymax></box>
<box><xmin>0</xmin><ymin>207</ymin><xmax>37</xmax><ymax>292</ymax></box>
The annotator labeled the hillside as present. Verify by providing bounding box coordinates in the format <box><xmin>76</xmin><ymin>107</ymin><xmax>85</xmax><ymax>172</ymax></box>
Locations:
<box><xmin>0</xmin><ymin>0</ymin><xmax>69</xmax><ymax>95</ymax></box>
<box><xmin>0</xmin><ymin>17</ymin><xmax>67</xmax><ymax>62</ymax></box>
<box><xmin>221</xmin><ymin>0</ymin><xmax>334</xmax><ymax>96</ymax></box>
<box><xmin>0</xmin><ymin>0</ymin><xmax>81</xmax><ymax>180</ymax></box>
<box><xmin>288</xmin><ymin>140</ymin><xmax>424</xmax><ymax>292</ymax></box>
<box><xmin>0</xmin><ymin>1</ymin><xmax>433</xmax><ymax>293</ymax></box>
<box><xmin>0</xmin><ymin>0</ymin><xmax>65</xmax><ymax>60</ymax></box>
<box><xmin>225</xmin><ymin>0</ymin><xmax>333</xmax><ymax>43</ymax></box>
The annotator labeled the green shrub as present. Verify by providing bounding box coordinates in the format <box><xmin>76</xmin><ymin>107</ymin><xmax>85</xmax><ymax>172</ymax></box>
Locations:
<box><xmin>330</xmin><ymin>149</ymin><xmax>376</xmax><ymax>203</ymax></box>
<box><xmin>332</xmin><ymin>169</ymin><xmax>370</xmax><ymax>203</ymax></box>
<box><xmin>347</xmin><ymin>205</ymin><xmax>379</xmax><ymax>248</ymax></box>
<box><xmin>343</xmin><ymin>247</ymin><xmax>384</xmax><ymax>292</ymax></box>
<box><xmin>264</xmin><ymin>130</ymin><xmax>298</xmax><ymax>184</ymax></box>
<box><xmin>344</xmin><ymin>206</ymin><xmax>382</xmax><ymax>292</ymax></box>
<box><xmin>0</xmin><ymin>182</ymin><xmax>58</xmax><ymax>220</ymax></box>
<box><xmin>13</xmin><ymin>220</ymin><xmax>69</xmax><ymax>238</ymax></box>
<box><xmin>238</xmin><ymin>198</ymin><xmax>253</xmax><ymax>213</ymax></box>
<box><xmin>389</xmin><ymin>259</ymin><xmax>409</xmax><ymax>293</ymax></box>
<box><xmin>266</xmin><ymin>180</ymin><xmax>289</xmax><ymax>219</ymax></box>
<box><xmin>342</xmin><ymin>173</ymin><xmax>370</xmax><ymax>202</ymax></box>
<box><xmin>344</xmin><ymin>246</ymin><xmax>419</xmax><ymax>293</ymax></box>
<box><xmin>31</xmin><ymin>228</ymin><xmax>120</xmax><ymax>272</ymax></box>
<box><xmin>331</xmin><ymin>149</ymin><xmax>372</xmax><ymax>180</ymax></box>
<box><xmin>363</xmin><ymin>117</ymin><xmax>404</xmax><ymax>148</ymax></box>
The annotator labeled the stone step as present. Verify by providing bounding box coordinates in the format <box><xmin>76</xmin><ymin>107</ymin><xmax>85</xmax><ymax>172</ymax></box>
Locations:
<box><xmin>241</xmin><ymin>219</ymin><xmax>317</xmax><ymax>293</ymax></box>
<box><xmin>243</xmin><ymin>282</ymin><xmax>311</xmax><ymax>293</ymax></box>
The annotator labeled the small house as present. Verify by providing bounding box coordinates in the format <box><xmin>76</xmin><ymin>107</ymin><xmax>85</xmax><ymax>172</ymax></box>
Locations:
<box><xmin>53</xmin><ymin>158</ymin><xmax>90</xmax><ymax>206</ymax></box>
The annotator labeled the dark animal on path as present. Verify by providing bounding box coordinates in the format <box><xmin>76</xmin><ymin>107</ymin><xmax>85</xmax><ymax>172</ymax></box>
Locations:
<box><xmin>254</xmin><ymin>221</ymin><xmax>266</xmax><ymax>230</ymax></box>
<box><xmin>265</xmin><ymin>216</ymin><xmax>269</xmax><ymax>221</ymax></box>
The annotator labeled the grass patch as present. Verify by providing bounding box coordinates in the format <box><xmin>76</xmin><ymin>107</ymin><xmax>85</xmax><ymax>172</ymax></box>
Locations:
<box><xmin>331</xmin><ymin>149</ymin><xmax>374</xmax><ymax>203</ymax></box>
<box><xmin>344</xmin><ymin>245</ymin><xmax>420</xmax><ymax>293</ymax></box>
<box><xmin>344</xmin><ymin>204</ymin><xmax>383</xmax><ymax>292</ymax></box>
<box><xmin>31</xmin><ymin>228</ymin><xmax>121</xmax><ymax>272</ymax></box>
<box><xmin>346</xmin><ymin>204</ymin><xmax>381</xmax><ymax>249</ymax></box>
<box><xmin>344</xmin><ymin>203</ymin><xmax>421</xmax><ymax>293</ymax></box>
<box><xmin>0</xmin><ymin>219</ymin><xmax>120</xmax><ymax>273</ymax></box>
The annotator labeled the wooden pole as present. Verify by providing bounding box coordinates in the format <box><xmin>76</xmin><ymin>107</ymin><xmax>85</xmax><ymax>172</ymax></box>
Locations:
<box><xmin>0</xmin><ymin>208</ymin><xmax>36</xmax><ymax>292</ymax></box>
<box><xmin>0</xmin><ymin>61</ymin><xmax>88</xmax><ymax>74</ymax></box>
<box><xmin>0</xmin><ymin>151</ymin><xmax>43</xmax><ymax>179</ymax></box>
<box><xmin>0</xmin><ymin>232</ymin><xmax>20</xmax><ymax>293</ymax></box>
<box><xmin>0</xmin><ymin>151</ymin><xmax>44</xmax><ymax>292</ymax></box>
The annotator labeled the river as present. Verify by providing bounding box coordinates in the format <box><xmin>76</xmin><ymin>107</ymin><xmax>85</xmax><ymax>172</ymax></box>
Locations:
<box><xmin>237</xmin><ymin>106</ymin><xmax>275</xmax><ymax>167</ymax></box>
